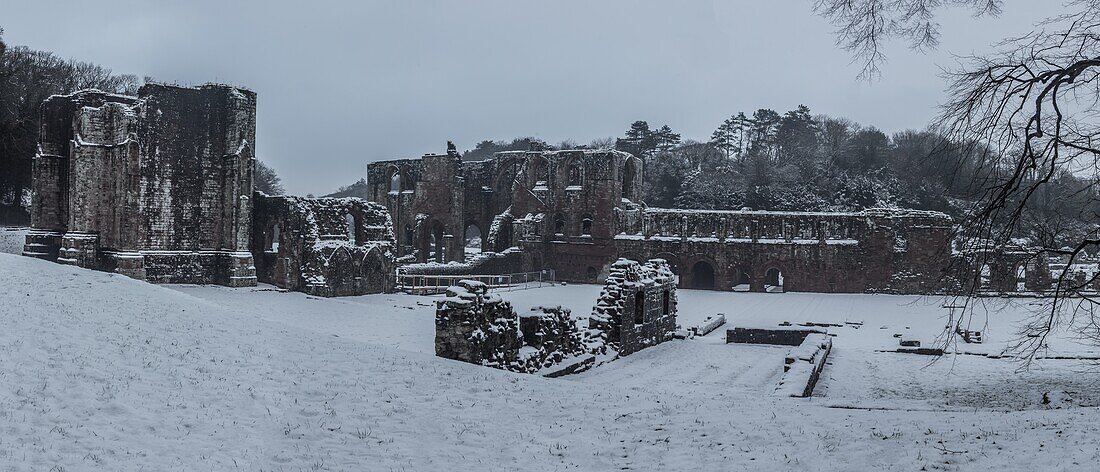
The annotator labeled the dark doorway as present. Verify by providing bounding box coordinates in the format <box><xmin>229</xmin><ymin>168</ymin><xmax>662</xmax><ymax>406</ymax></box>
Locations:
<box><xmin>633</xmin><ymin>291</ymin><xmax>646</xmax><ymax>325</ymax></box>
<box><xmin>691</xmin><ymin>261</ymin><xmax>716</xmax><ymax>290</ymax></box>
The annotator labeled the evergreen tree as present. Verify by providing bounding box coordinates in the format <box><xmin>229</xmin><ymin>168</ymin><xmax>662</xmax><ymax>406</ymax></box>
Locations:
<box><xmin>616</xmin><ymin>121</ymin><xmax>658</xmax><ymax>159</ymax></box>
<box><xmin>654</xmin><ymin>125</ymin><xmax>681</xmax><ymax>153</ymax></box>
<box><xmin>710</xmin><ymin>117</ymin><xmax>736</xmax><ymax>160</ymax></box>
<box><xmin>747</xmin><ymin>109</ymin><xmax>781</xmax><ymax>159</ymax></box>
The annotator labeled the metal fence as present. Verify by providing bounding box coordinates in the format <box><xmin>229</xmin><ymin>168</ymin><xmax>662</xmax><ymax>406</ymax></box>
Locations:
<box><xmin>394</xmin><ymin>269</ymin><xmax>557</xmax><ymax>295</ymax></box>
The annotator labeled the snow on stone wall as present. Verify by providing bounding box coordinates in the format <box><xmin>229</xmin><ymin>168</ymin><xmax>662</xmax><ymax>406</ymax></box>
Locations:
<box><xmin>588</xmin><ymin>258</ymin><xmax>678</xmax><ymax>357</ymax></box>
<box><xmin>26</xmin><ymin>84</ymin><xmax>257</xmax><ymax>287</ymax></box>
<box><xmin>435</xmin><ymin>280</ymin><xmax>589</xmax><ymax>374</ymax></box>
<box><xmin>252</xmin><ymin>194</ymin><xmax>395</xmax><ymax>296</ymax></box>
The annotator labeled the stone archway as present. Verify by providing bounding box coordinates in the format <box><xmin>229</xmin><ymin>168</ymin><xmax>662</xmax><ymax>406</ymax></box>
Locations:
<box><xmin>621</xmin><ymin>157</ymin><xmax>639</xmax><ymax>200</ymax></box>
<box><xmin>464</xmin><ymin>223</ymin><xmax>483</xmax><ymax>260</ymax></box>
<box><xmin>764</xmin><ymin>267</ymin><xmax>785</xmax><ymax>293</ymax></box>
<box><xmin>690</xmin><ymin>260</ymin><xmax>716</xmax><ymax>290</ymax></box>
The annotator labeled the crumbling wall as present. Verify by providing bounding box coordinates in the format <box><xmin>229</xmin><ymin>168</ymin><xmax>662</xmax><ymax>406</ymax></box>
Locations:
<box><xmin>614</xmin><ymin>207</ymin><xmax>955</xmax><ymax>294</ymax></box>
<box><xmin>252</xmin><ymin>194</ymin><xmax>395</xmax><ymax>296</ymax></box>
<box><xmin>24</xmin><ymin>84</ymin><xmax>257</xmax><ymax>287</ymax></box>
<box><xmin>435</xmin><ymin>280</ymin><xmax>588</xmax><ymax>374</ymax></box>
<box><xmin>368</xmin><ymin>148</ymin><xmax>638</xmax><ymax>281</ymax></box>
<box><xmin>517</xmin><ymin>306</ymin><xmax>587</xmax><ymax>373</ymax></box>
<box><xmin>435</xmin><ymin>280</ymin><xmax>522</xmax><ymax>369</ymax></box>
<box><xmin>588</xmin><ymin>258</ymin><xmax>678</xmax><ymax>357</ymax></box>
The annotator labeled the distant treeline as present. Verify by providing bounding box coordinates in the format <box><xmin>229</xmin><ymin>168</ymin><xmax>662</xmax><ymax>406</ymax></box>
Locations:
<box><xmin>0</xmin><ymin>30</ymin><xmax>285</xmax><ymax>223</ymax></box>
<box><xmin>0</xmin><ymin>29</ymin><xmax>139</xmax><ymax>223</ymax></box>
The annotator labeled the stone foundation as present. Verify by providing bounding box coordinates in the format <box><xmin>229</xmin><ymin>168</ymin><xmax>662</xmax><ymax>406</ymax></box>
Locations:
<box><xmin>435</xmin><ymin>280</ymin><xmax>588</xmax><ymax>374</ymax></box>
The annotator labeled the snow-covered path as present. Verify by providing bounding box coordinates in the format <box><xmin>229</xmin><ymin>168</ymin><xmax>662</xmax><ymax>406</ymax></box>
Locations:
<box><xmin>3</xmin><ymin>254</ymin><xmax>1100</xmax><ymax>471</ymax></box>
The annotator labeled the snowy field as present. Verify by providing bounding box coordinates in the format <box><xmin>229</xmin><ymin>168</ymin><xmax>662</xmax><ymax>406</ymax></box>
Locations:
<box><xmin>3</xmin><ymin>253</ymin><xmax>1100</xmax><ymax>471</ymax></box>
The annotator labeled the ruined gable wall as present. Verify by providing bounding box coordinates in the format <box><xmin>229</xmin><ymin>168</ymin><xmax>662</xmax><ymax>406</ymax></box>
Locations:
<box><xmin>507</xmin><ymin>150</ymin><xmax>637</xmax><ymax>281</ymax></box>
<box><xmin>588</xmin><ymin>258</ymin><xmax>678</xmax><ymax>357</ymax></box>
<box><xmin>367</xmin><ymin>154</ymin><xmax>464</xmax><ymax>263</ymax></box>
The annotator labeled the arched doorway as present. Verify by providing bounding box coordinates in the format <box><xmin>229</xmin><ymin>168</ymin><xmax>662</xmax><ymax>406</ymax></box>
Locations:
<box><xmin>464</xmin><ymin>224</ymin><xmax>482</xmax><ymax>260</ymax></box>
<box><xmin>691</xmin><ymin>261</ymin><xmax>716</xmax><ymax>290</ymax></box>
<box><xmin>765</xmin><ymin>267</ymin><xmax>784</xmax><ymax>293</ymax></box>
<box><xmin>733</xmin><ymin>270</ymin><xmax>751</xmax><ymax>292</ymax></box>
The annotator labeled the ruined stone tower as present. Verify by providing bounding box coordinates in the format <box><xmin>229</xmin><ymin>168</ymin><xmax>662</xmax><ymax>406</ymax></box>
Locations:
<box><xmin>23</xmin><ymin>84</ymin><xmax>257</xmax><ymax>286</ymax></box>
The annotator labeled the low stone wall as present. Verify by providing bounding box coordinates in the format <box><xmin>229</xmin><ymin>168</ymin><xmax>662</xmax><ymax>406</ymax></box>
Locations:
<box><xmin>435</xmin><ymin>280</ymin><xmax>587</xmax><ymax>374</ymax></box>
<box><xmin>517</xmin><ymin>306</ymin><xmax>588</xmax><ymax>373</ymax></box>
<box><xmin>775</xmin><ymin>333</ymin><xmax>832</xmax><ymax>398</ymax></box>
<box><xmin>726</xmin><ymin>327</ymin><xmax>826</xmax><ymax>346</ymax></box>
<box><xmin>400</xmin><ymin>248</ymin><xmax>524</xmax><ymax>276</ymax></box>
<box><xmin>691</xmin><ymin>314</ymin><xmax>726</xmax><ymax>337</ymax></box>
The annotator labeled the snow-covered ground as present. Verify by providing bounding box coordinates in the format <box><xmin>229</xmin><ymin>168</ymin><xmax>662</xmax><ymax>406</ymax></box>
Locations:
<box><xmin>3</xmin><ymin>253</ymin><xmax>1100</xmax><ymax>471</ymax></box>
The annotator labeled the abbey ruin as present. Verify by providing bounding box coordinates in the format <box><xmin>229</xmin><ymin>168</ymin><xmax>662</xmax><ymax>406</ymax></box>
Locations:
<box><xmin>22</xmin><ymin>84</ymin><xmax>1047</xmax><ymax>296</ymax></box>
<box><xmin>22</xmin><ymin>84</ymin><xmax>394</xmax><ymax>296</ymax></box>
<box><xmin>366</xmin><ymin>146</ymin><xmax>993</xmax><ymax>294</ymax></box>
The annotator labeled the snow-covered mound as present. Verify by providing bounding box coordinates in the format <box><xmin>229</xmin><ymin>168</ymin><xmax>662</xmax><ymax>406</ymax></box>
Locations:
<box><xmin>3</xmin><ymin>253</ymin><xmax>1100</xmax><ymax>471</ymax></box>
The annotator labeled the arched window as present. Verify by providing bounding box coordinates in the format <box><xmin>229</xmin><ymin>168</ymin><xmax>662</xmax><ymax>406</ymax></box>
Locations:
<box><xmin>554</xmin><ymin>215</ymin><xmax>566</xmax><ymax>236</ymax></box>
<box><xmin>634</xmin><ymin>291</ymin><xmax>646</xmax><ymax>325</ymax></box>
<box><xmin>622</xmin><ymin>158</ymin><xmax>638</xmax><ymax>199</ymax></box>
<box><xmin>345</xmin><ymin>214</ymin><xmax>357</xmax><ymax>244</ymax></box>
<box><xmin>531</xmin><ymin>156</ymin><xmax>550</xmax><ymax>188</ymax></box>
<box><xmin>581</xmin><ymin>216</ymin><xmax>593</xmax><ymax>236</ymax></box>
<box><xmin>390</xmin><ymin>172</ymin><xmax>402</xmax><ymax>193</ymax></box>
<box><xmin>568</xmin><ymin>162</ymin><xmax>583</xmax><ymax>188</ymax></box>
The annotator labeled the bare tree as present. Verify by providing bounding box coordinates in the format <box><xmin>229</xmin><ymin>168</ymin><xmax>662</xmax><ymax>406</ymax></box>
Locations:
<box><xmin>817</xmin><ymin>1</ymin><xmax>1100</xmax><ymax>359</ymax></box>
<box><xmin>255</xmin><ymin>160</ymin><xmax>285</xmax><ymax>196</ymax></box>
<box><xmin>814</xmin><ymin>0</ymin><xmax>1002</xmax><ymax>78</ymax></box>
<box><xmin>939</xmin><ymin>1</ymin><xmax>1100</xmax><ymax>360</ymax></box>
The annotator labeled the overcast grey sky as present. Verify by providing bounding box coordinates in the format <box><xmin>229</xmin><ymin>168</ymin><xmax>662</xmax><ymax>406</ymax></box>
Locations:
<box><xmin>4</xmin><ymin>1</ymin><xmax>1048</xmax><ymax>194</ymax></box>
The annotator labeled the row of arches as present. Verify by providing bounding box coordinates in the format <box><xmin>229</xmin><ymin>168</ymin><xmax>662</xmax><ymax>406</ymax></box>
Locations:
<box><xmin>687</xmin><ymin>260</ymin><xmax>785</xmax><ymax>292</ymax></box>
<box><xmin>618</xmin><ymin>254</ymin><xmax>789</xmax><ymax>292</ymax></box>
